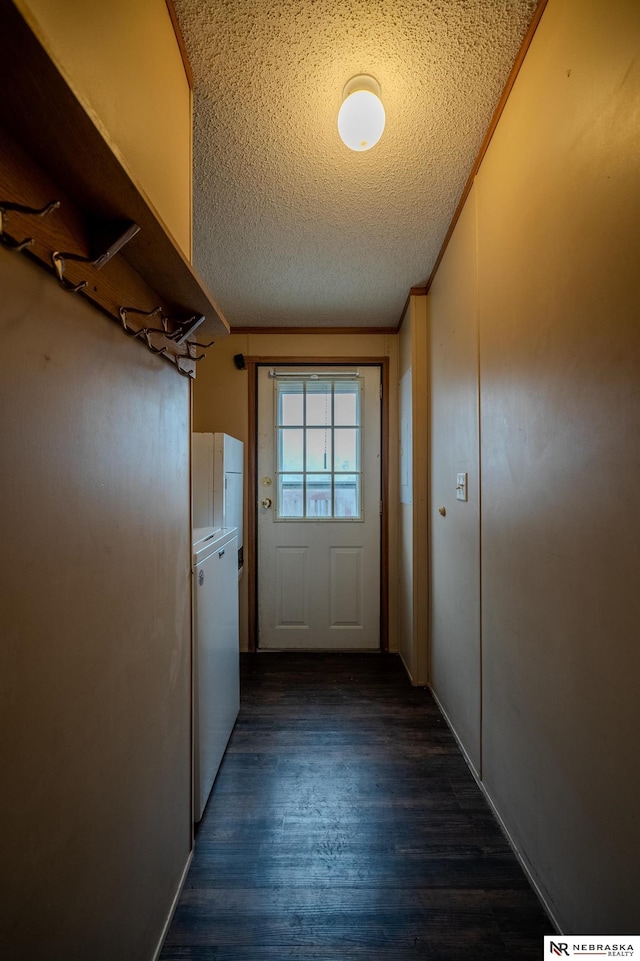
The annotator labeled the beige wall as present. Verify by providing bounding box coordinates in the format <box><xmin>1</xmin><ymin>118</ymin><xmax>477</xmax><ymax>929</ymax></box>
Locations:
<box><xmin>0</xmin><ymin>252</ymin><xmax>192</xmax><ymax>959</ymax></box>
<box><xmin>429</xmin><ymin>194</ymin><xmax>481</xmax><ymax>772</ymax></box>
<box><xmin>397</xmin><ymin>297</ymin><xmax>429</xmax><ymax>684</ymax></box>
<box><xmin>428</xmin><ymin>0</ymin><xmax>640</xmax><ymax>932</ymax></box>
<box><xmin>193</xmin><ymin>332</ymin><xmax>399</xmax><ymax>652</ymax></box>
<box><xmin>398</xmin><ymin>312</ymin><xmax>414</xmax><ymax>676</ymax></box>
<box><xmin>17</xmin><ymin>0</ymin><xmax>192</xmax><ymax>257</ymax></box>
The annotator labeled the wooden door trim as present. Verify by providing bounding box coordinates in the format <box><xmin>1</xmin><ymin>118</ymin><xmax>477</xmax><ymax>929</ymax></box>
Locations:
<box><xmin>246</xmin><ymin>357</ymin><xmax>390</xmax><ymax>653</ymax></box>
<box><xmin>247</xmin><ymin>363</ymin><xmax>258</xmax><ymax>653</ymax></box>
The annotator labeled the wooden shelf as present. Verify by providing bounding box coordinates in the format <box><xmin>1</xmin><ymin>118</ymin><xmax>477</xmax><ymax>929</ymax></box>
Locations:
<box><xmin>0</xmin><ymin>0</ymin><xmax>229</xmax><ymax>375</ymax></box>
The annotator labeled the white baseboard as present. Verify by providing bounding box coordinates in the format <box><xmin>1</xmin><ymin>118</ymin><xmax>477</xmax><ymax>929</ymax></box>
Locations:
<box><xmin>398</xmin><ymin>649</ymin><xmax>414</xmax><ymax>685</ymax></box>
<box><xmin>428</xmin><ymin>685</ymin><xmax>563</xmax><ymax>935</ymax></box>
<box><xmin>428</xmin><ymin>686</ymin><xmax>480</xmax><ymax>780</ymax></box>
<box><xmin>151</xmin><ymin>849</ymin><xmax>193</xmax><ymax>961</ymax></box>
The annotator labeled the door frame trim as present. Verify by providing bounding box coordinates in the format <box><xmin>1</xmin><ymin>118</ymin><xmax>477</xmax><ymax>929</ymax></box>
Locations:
<box><xmin>246</xmin><ymin>356</ymin><xmax>390</xmax><ymax>653</ymax></box>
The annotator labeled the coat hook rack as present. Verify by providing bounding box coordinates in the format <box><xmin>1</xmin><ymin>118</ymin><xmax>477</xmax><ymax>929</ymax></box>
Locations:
<box><xmin>0</xmin><ymin>200</ymin><xmax>60</xmax><ymax>252</ymax></box>
<box><xmin>0</xmin><ymin>145</ymin><xmax>219</xmax><ymax>382</ymax></box>
<box><xmin>118</xmin><ymin>305</ymin><xmax>209</xmax><ymax>377</ymax></box>
<box><xmin>0</xmin><ymin>195</ymin><xmax>211</xmax><ymax>379</ymax></box>
<box><xmin>0</xmin><ymin>14</ymin><xmax>229</xmax><ymax>382</ymax></box>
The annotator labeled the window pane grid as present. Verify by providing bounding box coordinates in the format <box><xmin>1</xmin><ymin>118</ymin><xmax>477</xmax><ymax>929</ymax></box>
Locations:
<box><xmin>276</xmin><ymin>378</ymin><xmax>361</xmax><ymax>519</ymax></box>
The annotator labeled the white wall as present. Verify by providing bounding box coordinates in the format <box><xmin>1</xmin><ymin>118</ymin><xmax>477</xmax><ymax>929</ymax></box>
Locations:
<box><xmin>0</xmin><ymin>252</ymin><xmax>192</xmax><ymax>959</ymax></box>
<box><xmin>428</xmin><ymin>0</ymin><xmax>640</xmax><ymax>932</ymax></box>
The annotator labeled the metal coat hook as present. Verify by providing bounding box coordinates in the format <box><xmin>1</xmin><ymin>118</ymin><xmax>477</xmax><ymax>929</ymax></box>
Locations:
<box><xmin>144</xmin><ymin>329</ymin><xmax>170</xmax><ymax>355</ymax></box>
<box><xmin>51</xmin><ymin>251</ymin><xmax>88</xmax><ymax>293</ymax></box>
<box><xmin>161</xmin><ymin>316</ymin><xmax>191</xmax><ymax>340</ymax></box>
<box><xmin>93</xmin><ymin>223</ymin><xmax>140</xmax><ymax>270</ymax></box>
<box><xmin>55</xmin><ymin>222</ymin><xmax>141</xmax><ymax>272</ymax></box>
<box><xmin>175</xmin><ymin>356</ymin><xmax>195</xmax><ymax>378</ymax></box>
<box><xmin>164</xmin><ymin>314</ymin><xmax>206</xmax><ymax>344</ymax></box>
<box><xmin>0</xmin><ymin>232</ymin><xmax>33</xmax><ymax>253</ymax></box>
<box><xmin>185</xmin><ymin>342</ymin><xmax>206</xmax><ymax>361</ymax></box>
<box><xmin>0</xmin><ymin>200</ymin><xmax>59</xmax><ymax>252</ymax></box>
<box><xmin>119</xmin><ymin>305</ymin><xmax>163</xmax><ymax>337</ymax></box>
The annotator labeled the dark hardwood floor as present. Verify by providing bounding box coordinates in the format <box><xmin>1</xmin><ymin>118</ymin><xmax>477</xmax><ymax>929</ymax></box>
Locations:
<box><xmin>160</xmin><ymin>653</ymin><xmax>551</xmax><ymax>960</ymax></box>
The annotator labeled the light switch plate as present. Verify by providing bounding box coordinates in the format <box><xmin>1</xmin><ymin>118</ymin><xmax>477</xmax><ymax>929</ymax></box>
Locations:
<box><xmin>456</xmin><ymin>472</ymin><xmax>468</xmax><ymax>501</ymax></box>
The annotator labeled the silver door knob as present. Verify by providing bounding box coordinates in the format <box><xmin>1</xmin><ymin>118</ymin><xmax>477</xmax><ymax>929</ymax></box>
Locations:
<box><xmin>261</xmin><ymin>497</ymin><xmax>272</xmax><ymax>509</ymax></box>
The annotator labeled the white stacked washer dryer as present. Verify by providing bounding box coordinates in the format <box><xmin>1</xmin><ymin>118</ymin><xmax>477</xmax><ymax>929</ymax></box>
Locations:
<box><xmin>193</xmin><ymin>433</ymin><xmax>244</xmax><ymax>571</ymax></box>
<box><xmin>191</xmin><ymin>433</ymin><xmax>244</xmax><ymax>822</ymax></box>
<box><xmin>192</xmin><ymin>526</ymin><xmax>239</xmax><ymax>822</ymax></box>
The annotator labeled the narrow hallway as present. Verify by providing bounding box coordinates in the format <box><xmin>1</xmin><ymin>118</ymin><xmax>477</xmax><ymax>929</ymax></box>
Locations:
<box><xmin>160</xmin><ymin>654</ymin><xmax>550</xmax><ymax>959</ymax></box>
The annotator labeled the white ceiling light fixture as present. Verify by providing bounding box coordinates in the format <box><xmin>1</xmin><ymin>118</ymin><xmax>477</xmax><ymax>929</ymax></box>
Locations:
<box><xmin>337</xmin><ymin>75</ymin><xmax>385</xmax><ymax>152</ymax></box>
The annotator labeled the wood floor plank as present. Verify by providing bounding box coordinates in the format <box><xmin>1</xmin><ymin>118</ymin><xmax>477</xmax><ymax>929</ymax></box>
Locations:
<box><xmin>160</xmin><ymin>653</ymin><xmax>551</xmax><ymax>960</ymax></box>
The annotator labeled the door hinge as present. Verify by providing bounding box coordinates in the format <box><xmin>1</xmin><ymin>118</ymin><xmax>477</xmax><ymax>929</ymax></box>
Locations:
<box><xmin>379</xmin><ymin>500</ymin><xmax>383</xmax><ymax>515</ymax></box>
<box><xmin>379</xmin><ymin>383</ymin><xmax>383</xmax><ymax>400</ymax></box>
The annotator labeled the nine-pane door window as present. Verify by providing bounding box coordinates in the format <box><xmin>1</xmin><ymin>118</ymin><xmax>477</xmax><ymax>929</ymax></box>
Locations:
<box><xmin>276</xmin><ymin>377</ymin><xmax>362</xmax><ymax>519</ymax></box>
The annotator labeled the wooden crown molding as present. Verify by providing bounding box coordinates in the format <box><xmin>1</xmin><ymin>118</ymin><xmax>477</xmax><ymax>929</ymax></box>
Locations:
<box><xmin>165</xmin><ymin>0</ymin><xmax>194</xmax><ymax>90</ymax></box>
<box><xmin>230</xmin><ymin>326</ymin><xmax>398</xmax><ymax>336</ymax></box>
<box><xmin>391</xmin><ymin>0</ymin><xmax>550</xmax><ymax>332</ymax></box>
<box><xmin>422</xmin><ymin>0</ymin><xmax>549</xmax><ymax>297</ymax></box>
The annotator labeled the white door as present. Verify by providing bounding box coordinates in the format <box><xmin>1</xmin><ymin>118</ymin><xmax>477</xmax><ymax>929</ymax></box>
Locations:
<box><xmin>257</xmin><ymin>365</ymin><xmax>381</xmax><ymax>650</ymax></box>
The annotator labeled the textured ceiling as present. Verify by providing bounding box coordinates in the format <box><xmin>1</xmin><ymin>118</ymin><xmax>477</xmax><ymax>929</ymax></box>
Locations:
<box><xmin>174</xmin><ymin>0</ymin><xmax>539</xmax><ymax>330</ymax></box>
